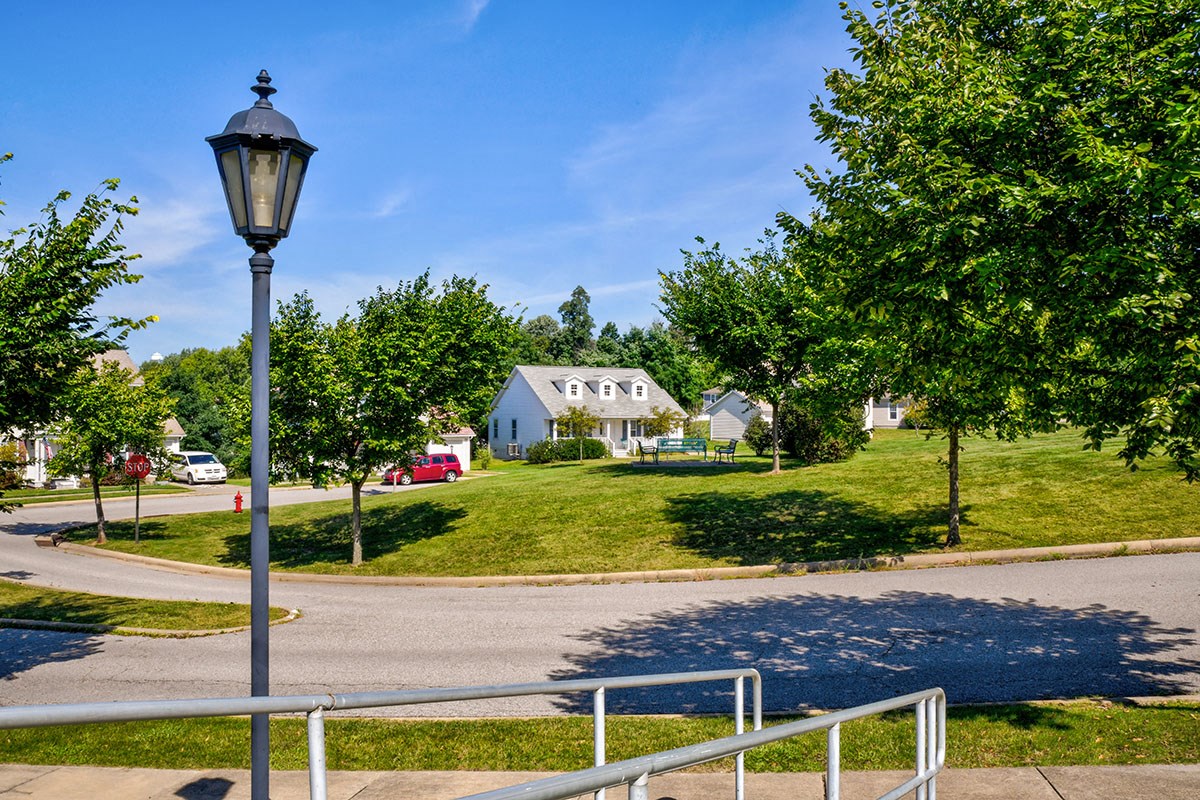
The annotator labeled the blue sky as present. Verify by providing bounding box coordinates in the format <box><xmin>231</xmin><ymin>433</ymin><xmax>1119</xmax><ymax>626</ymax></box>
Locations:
<box><xmin>2</xmin><ymin>1</ymin><xmax>856</xmax><ymax>365</ymax></box>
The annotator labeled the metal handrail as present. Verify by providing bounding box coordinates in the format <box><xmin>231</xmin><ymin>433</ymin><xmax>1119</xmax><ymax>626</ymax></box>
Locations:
<box><xmin>0</xmin><ymin>669</ymin><xmax>762</xmax><ymax>800</ymax></box>
<box><xmin>458</xmin><ymin>688</ymin><xmax>945</xmax><ymax>800</ymax></box>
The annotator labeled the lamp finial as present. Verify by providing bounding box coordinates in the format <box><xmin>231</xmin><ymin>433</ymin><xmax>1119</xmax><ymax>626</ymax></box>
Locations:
<box><xmin>251</xmin><ymin>70</ymin><xmax>276</xmax><ymax>108</ymax></box>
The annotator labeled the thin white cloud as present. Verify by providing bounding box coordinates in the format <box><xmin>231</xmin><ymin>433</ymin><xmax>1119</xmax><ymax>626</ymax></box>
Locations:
<box><xmin>371</xmin><ymin>187</ymin><xmax>413</xmax><ymax>219</ymax></box>
<box><xmin>122</xmin><ymin>192</ymin><xmax>222</xmax><ymax>271</ymax></box>
<box><xmin>461</xmin><ymin>0</ymin><xmax>490</xmax><ymax>31</ymax></box>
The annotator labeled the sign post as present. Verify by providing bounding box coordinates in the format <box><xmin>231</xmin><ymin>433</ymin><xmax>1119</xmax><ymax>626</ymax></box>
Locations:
<box><xmin>124</xmin><ymin>455</ymin><xmax>152</xmax><ymax>544</ymax></box>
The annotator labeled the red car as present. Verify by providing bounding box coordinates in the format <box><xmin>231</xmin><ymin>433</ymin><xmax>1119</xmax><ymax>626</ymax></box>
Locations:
<box><xmin>382</xmin><ymin>453</ymin><xmax>462</xmax><ymax>486</ymax></box>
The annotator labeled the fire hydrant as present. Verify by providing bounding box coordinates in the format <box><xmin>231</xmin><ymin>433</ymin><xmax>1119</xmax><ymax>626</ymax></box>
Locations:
<box><xmin>234</xmin><ymin>491</ymin><xmax>244</xmax><ymax>513</ymax></box>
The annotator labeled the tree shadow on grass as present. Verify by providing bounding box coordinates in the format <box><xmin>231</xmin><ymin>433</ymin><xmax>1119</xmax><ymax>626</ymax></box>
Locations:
<box><xmin>663</xmin><ymin>489</ymin><xmax>949</xmax><ymax>565</ymax></box>
<box><xmin>216</xmin><ymin>500</ymin><xmax>467</xmax><ymax>569</ymax></box>
<box><xmin>548</xmin><ymin>591</ymin><xmax>1199</xmax><ymax>715</ymax></box>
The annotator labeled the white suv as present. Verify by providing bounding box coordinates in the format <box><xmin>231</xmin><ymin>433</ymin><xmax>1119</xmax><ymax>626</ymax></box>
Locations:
<box><xmin>170</xmin><ymin>451</ymin><xmax>228</xmax><ymax>485</ymax></box>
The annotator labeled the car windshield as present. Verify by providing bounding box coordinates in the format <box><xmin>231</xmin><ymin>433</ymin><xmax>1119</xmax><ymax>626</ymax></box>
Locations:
<box><xmin>189</xmin><ymin>454</ymin><xmax>219</xmax><ymax>465</ymax></box>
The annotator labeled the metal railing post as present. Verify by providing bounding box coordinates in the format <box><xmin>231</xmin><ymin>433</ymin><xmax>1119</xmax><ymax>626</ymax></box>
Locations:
<box><xmin>734</xmin><ymin>676</ymin><xmax>745</xmax><ymax>800</ymax></box>
<box><xmin>628</xmin><ymin>772</ymin><xmax>649</xmax><ymax>800</ymax></box>
<box><xmin>307</xmin><ymin>707</ymin><xmax>328</xmax><ymax>800</ymax></box>
<box><xmin>826</xmin><ymin>722</ymin><xmax>841</xmax><ymax>800</ymax></box>
<box><xmin>593</xmin><ymin>687</ymin><xmax>606</xmax><ymax>800</ymax></box>
<box><xmin>926</xmin><ymin>696</ymin><xmax>939</xmax><ymax>800</ymax></box>
<box><xmin>916</xmin><ymin>697</ymin><xmax>928</xmax><ymax>800</ymax></box>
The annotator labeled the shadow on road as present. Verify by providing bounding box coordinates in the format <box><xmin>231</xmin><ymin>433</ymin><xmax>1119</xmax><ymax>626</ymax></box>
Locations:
<box><xmin>548</xmin><ymin>590</ymin><xmax>1199</xmax><ymax>714</ymax></box>
<box><xmin>0</xmin><ymin>628</ymin><xmax>104</xmax><ymax>681</ymax></box>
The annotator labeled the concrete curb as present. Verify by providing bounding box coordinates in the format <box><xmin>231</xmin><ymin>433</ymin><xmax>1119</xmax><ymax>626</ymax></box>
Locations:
<box><xmin>0</xmin><ymin>608</ymin><xmax>302</xmax><ymax>638</ymax></box>
<box><xmin>50</xmin><ymin>535</ymin><xmax>1200</xmax><ymax>587</ymax></box>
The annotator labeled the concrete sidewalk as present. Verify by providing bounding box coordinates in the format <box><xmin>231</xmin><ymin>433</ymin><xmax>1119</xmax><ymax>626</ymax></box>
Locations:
<box><xmin>2</xmin><ymin>764</ymin><xmax>1199</xmax><ymax>799</ymax></box>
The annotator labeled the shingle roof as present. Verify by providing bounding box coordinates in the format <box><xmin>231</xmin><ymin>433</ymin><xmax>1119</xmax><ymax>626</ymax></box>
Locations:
<box><xmin>510</xmin><ymin>365</ymin><xmax>685</xmax><ymax>418</ymax></box>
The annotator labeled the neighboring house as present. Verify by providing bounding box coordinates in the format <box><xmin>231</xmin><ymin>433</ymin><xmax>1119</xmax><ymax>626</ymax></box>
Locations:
<box><xmin>426</xmin><ymin>425</ymin><xmax>474</xmax><ymax>472</ymax></box>
<box><xmin>868</xmin><ymin>395</ymin><xmax>909</xmax><ymax>429</ymax></box>
<box><xmin>5</xmin><ymin>349</ymin><xmax>186</xmax><ymax>487</ymax></box>
<box><xmin>705</xmin><ymin>390</ymin><xmax>773</xmax><ymax>441</ymax></box>
<box><xmin>488</xmin><ymin>365</ymin><xmax>686</xmax><ymax>459</ymax></box>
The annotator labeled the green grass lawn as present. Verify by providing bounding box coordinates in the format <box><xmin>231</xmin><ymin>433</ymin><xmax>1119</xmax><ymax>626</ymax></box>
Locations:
<box><xmin>6</xmin><ymin>483</ymin><xmax>188</xmax><ymax>505</ymax></box>
<box><xmin>1</xmin><ymin>702</ymin><xmax>1195</xmax><ymax>771</ymax></box>
<box><xmin>78</xmin><ymin>429</ymin><xmax>1200</xmax><ymax>576</ymax></box>
<box><xmin>0</xmin><ymin>579</ymin><xmax>292</xmax><ymax>634</ymax></box>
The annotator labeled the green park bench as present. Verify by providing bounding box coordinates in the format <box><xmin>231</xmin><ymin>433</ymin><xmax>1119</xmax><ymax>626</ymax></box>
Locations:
<box><xmin>653</xmin><ymin>437</ymin><xmax>708</xmax><ymax>462</ymax></box>
<box><xmin>714</xmin><ymin>439</ymin><xmax>738</xmax><ymax>463</ymax></box>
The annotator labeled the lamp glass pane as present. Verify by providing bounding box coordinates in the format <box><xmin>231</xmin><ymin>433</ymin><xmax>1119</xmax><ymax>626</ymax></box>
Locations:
<box><xmin>279</xmin><ymin>154</ymin><xmax>304</xmax><ymax>232</ymax></box>
<box><xmin>219</xmin><ymin>149</ymin><xmax>248</xmax><ymax>229</ymax></box>
<box><xmin>248</xmin><ymin>149</ymin><xmax>281</xmax><ymax>229</ymax></box>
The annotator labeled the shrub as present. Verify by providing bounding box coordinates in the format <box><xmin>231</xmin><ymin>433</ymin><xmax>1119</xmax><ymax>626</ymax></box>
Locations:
<box><xmin>477</xmin><ymin>446</ymin><xmax>492</xmax><ymax>471</ymax></box>
<box><xmin>743</xmin><ymin>413</ymin><xmax>772</xmax><ymax>457</ymax></box>
<box><xmin>777</xmin><ymin>401</ymin><xmax>870</xmax><ymax>465</ymax></box>
<box><xmin>525</xmin><ymin>437</ymin><xmax>611</xmax><ymax>464</ymax></box>
<box><xmin>526</xmin><ymin>439</ymin><xmax>557</xmax><ymax>464</ymax></box>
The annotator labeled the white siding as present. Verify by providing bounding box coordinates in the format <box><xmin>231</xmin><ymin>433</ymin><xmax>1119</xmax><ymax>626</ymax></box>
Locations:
<box><xmin>489</xmin><ymin>371</ymin><xmax>551</xmax><ymax>459</ymax></box>
<box><xmin>707</xmin><ymin>392</ymin><xmax>767</xmax><ymax>440</ymax></box>
<box><xmin>869</xmin><ymin>397</ymin><xmax>908</xmax><ymax>429</ymax></box>
<box><xmin>427</xmin><ymin>435</ymin><xmax>472</xmax><ymax>471</ymax></box>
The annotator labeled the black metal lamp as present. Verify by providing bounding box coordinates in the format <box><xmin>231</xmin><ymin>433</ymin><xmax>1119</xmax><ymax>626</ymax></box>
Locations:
<box><xmin>206</xmin><ymin>70</ymin><xmax>317</xmax><ymax>248</ymax></box>
<box><xmin>205</xmin><ymin>70</ymin><xmax>315</xmax><ymax>800</ymax></box>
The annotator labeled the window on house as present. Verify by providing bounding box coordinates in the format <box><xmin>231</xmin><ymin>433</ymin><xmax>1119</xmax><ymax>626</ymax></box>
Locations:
<box><xmin>511</xmin><ymin>419</ymin><xmax>517</xmax><ymax>440</ymax></box>
<box><xmin>570</xmin><ymin>383</ymin><xmax>579</xmax><ymax>397</ymax></box>
<box><xmin>888</xmin><ymin>402</ymin><xmax>899</xmax><ymax>421</ymax></box>
<box><xmin>635</xmin><ymin>384</ymin><xmax>644</xmax><ymax>399</ymax></box>
<box><xmin>493</xmin><ymin>418</ymin><xmax>499</xmax><ymax>438</ymax></box>
<box><xmin>549</xmin><ymin>420</ymin><xmax>557</xmax><ymax>439</ymax></box>
<box><xmin>603</xmin><ymin>384</ymin><xmax>611</xmax><ymax>397</ymax></box>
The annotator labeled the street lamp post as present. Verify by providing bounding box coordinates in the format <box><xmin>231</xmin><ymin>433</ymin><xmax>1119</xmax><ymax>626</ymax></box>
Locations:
<box><xmin>207</xmin><ymin>70</ymin><xmax>316</xmax><ymax>800</ymax></box>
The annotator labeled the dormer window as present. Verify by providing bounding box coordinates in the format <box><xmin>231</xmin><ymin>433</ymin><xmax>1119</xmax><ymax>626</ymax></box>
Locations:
<box><xmin>602</xmin><ymin>384</ymin><xmax>612</xmax><ymax>398</ymax></box>
<box><xmin>636</xmin><ymin>385</ymin><xmax>644</xmax><ymax>398</ymax></box>
<box><xmin>569</xmin><ymin>382</ymin><xmax>580</xmax><ymax>397</ymax></box>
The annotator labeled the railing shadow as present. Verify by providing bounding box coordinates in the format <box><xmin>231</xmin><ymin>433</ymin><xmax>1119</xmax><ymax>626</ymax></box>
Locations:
<box><xmin>548</xmin><ymin>590</ymin><xmax>1199</xmax><ymax>714</ymax></box>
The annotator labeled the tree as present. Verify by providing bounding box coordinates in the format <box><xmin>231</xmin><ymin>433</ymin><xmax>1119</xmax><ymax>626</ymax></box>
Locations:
<box><xmin>743</xmin><ymin>412</ymin><xmax>772</xmax><ymax>457</ymax></box>
<box><xmin>47</xmin><ymin>359</ymin><xmax>174</xmax><ymax>543</ymax></box>
<box><xmin>661</xmin><ymin>232</ymin><xmax>875</xmax><ymax>474</ymax></box>
<box><xmin>556</xmin><ymin>285</ymin><xmax>595</xmax><ymax>361</ymax></box>
<box><xmin>266</xmin><ymin>274</ymin><xmax>517</xmax><ymax>566</ymax></box>
<box><xmin>555</xmin><ymin>404</ymin><xmax>601</xmax><ymax>461</ymax></box>
<box><xmin>784</xmin><ymin>0</ymin><xmax>1198</xmax><ymax>543</ymax></box>
<box><xmin>0</xmin><ymin>158</ymin><xmax>149</xmax><ymax>509</ymax></box>
<box><xmin>141</xmin><ymin>342</ymin><xmax>251</xmax><ymax>471</ymax></box>
<box><xmin>639</xmin><ymin>406</ymin><xmax>686</xmax><ymax>439</ymax></box>
<box><xmin>624</xmin><ymin>322</ymin><xmax>715</xmax><ymax>412</ymax></box>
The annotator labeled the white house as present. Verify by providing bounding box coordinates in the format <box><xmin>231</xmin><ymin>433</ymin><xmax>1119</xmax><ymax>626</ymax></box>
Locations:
<box><xmin>867</xmin><ymin>395</ymin><xmax>909</xmax><ymax>429</ymax></box>
<box><xmin>426</xmin><ymin>425</ymin><xmax>474</xmax><ymax>472</ymax></box>
<box><xmin>705</xmin><ymin>390</ymin><xmax>773</xmax><ymax>441</ymax></box>
<box><xmin>488</xmin><ymin>365</ymin><xmax>686</xmax><ymax>458</ymax></box>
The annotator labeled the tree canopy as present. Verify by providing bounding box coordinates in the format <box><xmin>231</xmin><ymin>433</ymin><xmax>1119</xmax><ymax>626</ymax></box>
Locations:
<box><xmin>782</xmin><ymin>0</ymin><xmax>1199</xmax><ymax>543</ymax></box>
<box><xmin>265</xmin><ymin>274</ymin><xmax>517</xmax><ymax>565</ymax></box>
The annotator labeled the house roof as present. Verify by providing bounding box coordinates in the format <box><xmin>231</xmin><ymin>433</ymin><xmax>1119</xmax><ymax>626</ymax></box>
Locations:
<box><xmin>94</xmin><ymin>349</ymin><xmax>144</xmax><ymax>386</ymax></box>
<box><xmin>498</xmin><ymin>365</ymin><xmax>685</xmax><ymax>418</ymax></box>
<box><xmin>703</xmin><ymin>389</ymin><xmax>772</xmax><ymax>417</ymax></box>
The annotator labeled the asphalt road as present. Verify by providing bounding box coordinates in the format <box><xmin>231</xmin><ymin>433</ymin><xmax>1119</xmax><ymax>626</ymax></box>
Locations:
<box><xmin>2</xmin><ymin>490</ymin><xmax>1198</xmax><ymax>717</ymax></box>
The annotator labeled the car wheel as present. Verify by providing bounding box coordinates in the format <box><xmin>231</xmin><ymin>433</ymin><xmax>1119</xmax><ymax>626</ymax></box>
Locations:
<box><xmin>444</xmin><ymin>470</ymin><xmax>458</xmax><ymax>483</ymax></box>
<box><xmin>186</xmin><ymin>473</ymin><xmax>195</xmax><ymax>486</ymax></box>
<box><xmin>399</xmin><ymin>473</ymin><xmax>414</xmax><ymax>486</ymax></box>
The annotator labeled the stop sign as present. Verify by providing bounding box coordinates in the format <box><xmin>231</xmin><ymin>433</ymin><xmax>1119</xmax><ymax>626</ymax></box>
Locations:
<box><xmin>124</xmin><ymin>454</ymin><xmax>152</xmax><ymax>479</ymax></box>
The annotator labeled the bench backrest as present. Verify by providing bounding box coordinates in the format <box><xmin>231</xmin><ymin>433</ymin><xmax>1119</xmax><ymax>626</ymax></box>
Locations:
<box><xmin>657</xmin><ymin>438</ymin><xmax>706</xmax><ymax>447</ymax></box>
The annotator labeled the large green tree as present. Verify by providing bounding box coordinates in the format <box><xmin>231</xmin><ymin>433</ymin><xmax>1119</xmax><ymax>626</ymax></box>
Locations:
<box><xmin>661</xmin><ymin>232</ymin><xmax>875</xmax><ymax>473</ymax></box>
<box><xmin>555</xmin><ymin>285</ymin><xmax>595</xmax><ymax>362</ymax></box>
<box><xmin>0</xmin><ymin>156</ymin><xmax>149</xmax><ymax>510</ymax></box>
<box><xmin>141</xmin><ymin>342</ymin><xmax>251</xmax><ymax>470</ymax></box>
<box><xmin>47</xmin><ymin>359</ymin><xmax>174</xmax><ymax>543</ymax></box>
<box><xmin>785</xmin><ymin>0</ymin><xmax>1198</xmax><ymax>543</ymax></box>
<box><xmin>267</xmin><ymin>274</ymin><xmax>517</xmax><ymax>566</ymax></box>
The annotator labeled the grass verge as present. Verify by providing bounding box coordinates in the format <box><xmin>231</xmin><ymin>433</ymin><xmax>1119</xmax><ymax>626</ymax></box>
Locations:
<box><xmin>1</xmin><ymin>702</ymin><xmax>1195</xmax><ymax>771</ymax></box>
<box><xmin>0</xmin><ymin>579</ymin><xmax>292</xmax><ymax>634</ymax></box>
<box><xmin>75</xmin><ymin>429</ymin><xmax>1200</xmax><ymax>576</ymax></box>
<box><xmin>6</xmin><ymin>483</ymin><xmax>188</xmax><ymax>505</ymax></box>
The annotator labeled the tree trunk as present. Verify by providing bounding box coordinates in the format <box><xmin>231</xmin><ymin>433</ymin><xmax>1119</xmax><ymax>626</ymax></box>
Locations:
<box><xmin>770</xmin><ymin>400</ymin><xmax>781</xmax><ymax>474</ymax></box>
<box><xmin>91</xmin><ymin>471</ymin><xmax>107</xmax><ymax>545</ymax></box>
<box><xmin>946</xmin><ymin>424</ymin><xmax>961</xmax><ymax>547</ymax></box>
<box><xmin>351</xmin><ymin>479</ymin><xmax>363</xmax><ymax>566</ymax></box>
